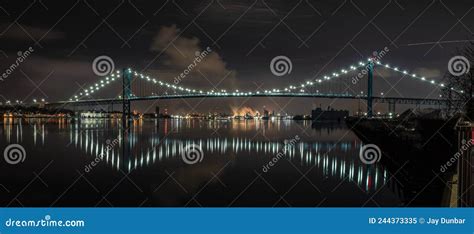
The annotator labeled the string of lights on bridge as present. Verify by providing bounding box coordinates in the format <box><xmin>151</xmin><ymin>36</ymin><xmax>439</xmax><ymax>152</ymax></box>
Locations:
<box><xmin>70</xmin><ymin>59</ymin><xmax>463</xmax><ymax>102</ymax></box>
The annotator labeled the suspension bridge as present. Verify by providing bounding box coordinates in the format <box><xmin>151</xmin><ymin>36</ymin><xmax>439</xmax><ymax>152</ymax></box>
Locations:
<box><xmin>46</xmin><ymin>59</ymin><xmax>461</xmax><ymax>119</ymax></box>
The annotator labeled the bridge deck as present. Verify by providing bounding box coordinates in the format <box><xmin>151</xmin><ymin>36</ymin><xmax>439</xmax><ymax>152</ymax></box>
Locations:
<box><xmin>47</xmin><ymin>93</ymin><xmax>448</xmax><ymax>107</ymax></box>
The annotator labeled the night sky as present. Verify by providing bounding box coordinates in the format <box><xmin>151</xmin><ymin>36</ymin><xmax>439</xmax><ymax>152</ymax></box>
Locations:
<box><xmin>0</xmin><ymin>0</ymin><xmax>473</xmax><ymax>115</ymax></box>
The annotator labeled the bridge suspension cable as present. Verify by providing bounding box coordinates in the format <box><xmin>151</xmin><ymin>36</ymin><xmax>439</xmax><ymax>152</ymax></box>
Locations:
<box><xmin>68</xmin><ymin>59</ymin><xmax>462</xmax><ymax>102</ymax></box>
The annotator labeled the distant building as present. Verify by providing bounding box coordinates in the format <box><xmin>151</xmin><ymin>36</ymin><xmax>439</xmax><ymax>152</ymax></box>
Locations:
<box><xmin>311</xmin><ymin>107</ymin><xmax>349</xmax><ymax>122</ymax></box>
<box><xmin>80</xmin><ymin>111</ymin><xmax>107</xmax><ymax>118</ymax></box>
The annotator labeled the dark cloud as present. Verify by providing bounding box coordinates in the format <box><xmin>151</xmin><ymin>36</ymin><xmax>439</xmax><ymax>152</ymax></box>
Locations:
<box><xmin>0</xmin><ymin>23</ymin><xmax>65</xmax><ymax>41</ymax></box>
<box><xmin>150</xmin><ymin>24</ymin><xmax>236</xmax><ymax>88</ymax></box>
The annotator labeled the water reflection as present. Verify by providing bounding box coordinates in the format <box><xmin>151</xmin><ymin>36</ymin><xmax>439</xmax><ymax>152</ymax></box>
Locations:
<box><xmin>1</xmin><ymin>117</ymin><xmax>401</xmax><ymax>196</ymax></box>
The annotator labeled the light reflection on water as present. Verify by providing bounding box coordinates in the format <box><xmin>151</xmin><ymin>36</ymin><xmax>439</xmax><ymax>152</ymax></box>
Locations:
<box><xmin>1</xmin><ymin>117</ymin><xmax>403</xmax><ymax>206</ymax></box>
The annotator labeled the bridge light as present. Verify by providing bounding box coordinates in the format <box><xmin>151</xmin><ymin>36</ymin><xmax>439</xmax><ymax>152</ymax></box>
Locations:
<box><xmin>421</xmin><ymin>77</ymin><xmax>426</xmax><ymax>81</ymax></box>
<box><xmin>256</xmin><ymin>91</ymin><xmax>260</xmax><ymax>94</ymax></box>
<box><xmin>394</xmin><ymin>67</ymin><xmax>398</xmax><ymax>71</ymax></box>
<box><xmin>403</xmin><ymin>70</ymin><xmax>407</xmax><ymax>74</ymax></box>
<box><xmin>412</xmin><ymin>74</ymin><xmax>416</xmax><ymax>77</ymax></box>
<box><xmin>86</xmin><ymin>93</ymin><xmax>89</xmax><ymax>96</ymax></box>
<box><xmin>74</xmin><ymin>96</ymin><xmax>78</xmax><ymax>98</ymax></box>
<box><xmin>101</xmin><ymin>84</ymin><xmax>104</xmax><ymax>87</ymax></box>
<box><xmin>359</xmin><ymin>61</ymin><xmax>364</xmax><ymax>65</ymax></box>
<box><xmin>106</xmin><ymin>77</ymin><xmax>109</xmax><ymax>80</ymax></box>
<box><xmin>440</xmin><ymin>83</ymin><xmax>445</xmax><ymax>87</ymax></box>
<box><xmin>317</xmin><ymin>79</ymin><xmax>322</xmax><ymax>83</ymax></box>
<box><xmin>385</xmin><ymin>64</ymin><xmax>390</xmax><ymax>68</ymax></box>
<box><xmin>33</xmin><ymin>99</ymin><xmax>37</xmax><ymax>103</ymax></box>
<box><xmin>111</xmin><ymin>74</ymin><xmax>115</xmax><ymax>77</ymax></box>
<box><xmin>430</xmin><ymin>80</ymin><xmax>435</xmax><ymax>84</ymax></box>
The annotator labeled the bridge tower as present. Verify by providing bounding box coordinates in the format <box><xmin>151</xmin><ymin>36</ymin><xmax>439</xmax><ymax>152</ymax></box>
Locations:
<box><xmin>122</xmin><ymin>68</ymin><xmax>132</xmax><ymax>126</ymax></box>
<box><xmin>367</xmin><ymin>62</ymin><xmax>374</xmax><ymax>117</ymax></box>
<box><xmin>121</xmin><ymin>68</ymin><xmax>133</xmax><ymax>165</ymax></box>
<box><xmin>388</xmin><ymin>100</ymin><xmax>396</xmax><ymax>114</ymax></box>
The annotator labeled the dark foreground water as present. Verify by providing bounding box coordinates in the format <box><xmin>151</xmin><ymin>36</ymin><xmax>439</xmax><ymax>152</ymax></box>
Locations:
<box><xmin>0</xmin><ymin>118</ymin><xmax>406</xmax><ymax>207</ymax></box>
